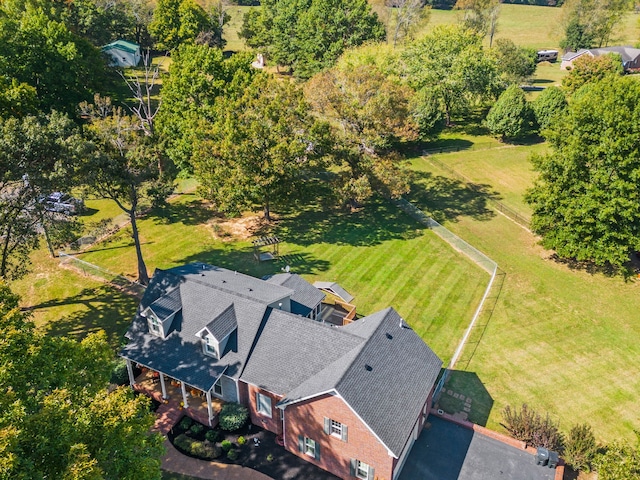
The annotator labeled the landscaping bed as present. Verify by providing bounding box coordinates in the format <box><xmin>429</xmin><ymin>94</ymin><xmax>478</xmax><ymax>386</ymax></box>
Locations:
<box><xmin>167</xmin><ymin>415</ymin><xmax>339</xmax><ymax>480</ymax></box>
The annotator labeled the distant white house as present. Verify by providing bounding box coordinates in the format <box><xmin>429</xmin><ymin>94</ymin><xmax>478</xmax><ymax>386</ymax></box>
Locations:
<box><xmin>101</xmin><ymin>40</ymin><xmax>141</xmax><ymax>68</ymax></box>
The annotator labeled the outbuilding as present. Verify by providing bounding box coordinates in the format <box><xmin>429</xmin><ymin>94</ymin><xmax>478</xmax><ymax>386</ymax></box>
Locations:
<box><xmin>101</xmin><ymin>40</ymin><xmax>141</xmax><ymax>68</ymax></box>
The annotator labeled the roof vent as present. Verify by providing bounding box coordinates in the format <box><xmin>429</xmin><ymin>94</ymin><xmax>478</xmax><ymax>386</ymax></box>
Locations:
<box><xmin>386</xmin><ymin>333</ymin><xmax>393</xmax><ymax>340</ymax></box>
<box><xmin>222</xmin><ymin>280</ymin><xmax>226</xmax><ymax>283</ymax></box>
<box><xmin>365</xmin><ymin>364</ymin><xmax>373</xmax><ymax>372</ymax></box>
<box><xmin>248</xmin><ymin>288</ymin><xmax>253</xmax><ymax>292</ymax></box>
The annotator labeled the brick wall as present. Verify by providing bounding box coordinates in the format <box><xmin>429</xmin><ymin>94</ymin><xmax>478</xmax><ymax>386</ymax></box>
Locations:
<box><xmin>243</xmin><ymin>382</ymin><xmax>283</xmax><ymax>435</ymax></box>
<box><xmin>284</xmin><ymin>393</ymin><xmax>396</xmax><ymax>480</ymax></box>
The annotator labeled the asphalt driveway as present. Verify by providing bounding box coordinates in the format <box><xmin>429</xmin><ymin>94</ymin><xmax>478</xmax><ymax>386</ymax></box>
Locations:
<box><xmin>398</xmin><ymin>416</ymin><xmax>556</xmax><ymax>480</ymax></box>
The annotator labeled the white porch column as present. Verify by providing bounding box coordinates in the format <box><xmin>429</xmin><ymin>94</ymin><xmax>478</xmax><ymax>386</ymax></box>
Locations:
<box><xmin>126</xmin><ymin>359</ymin><xmax>136</xmax><ymax>386</ymax></box>
<box><xmin>159</xmin><ymin>373</ymin><xmax>168</xmax><ymax>400</ymax></box>
<box><xmin>181</xmin><ymin>381</ymin><xmax>189</xmax><ymax>409</ymax></box>
<box><xmin>206</xmin><ymin>390</ymin><xmax>213</xmax><ymax>426</ymax></box>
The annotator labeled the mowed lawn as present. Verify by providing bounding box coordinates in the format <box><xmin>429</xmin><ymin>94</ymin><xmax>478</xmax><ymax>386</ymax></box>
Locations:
<box><xmin>406</xmin><ymin>146</ymin><xmax>640</xmax><ymax>443</ymax></box>
<box><xmin>410</xmin><ymin>141</ymin><xmax>547</xmax><ymax>218</ymax></box>
<box><xmin>71</xmin><ymin>194</ymin><xmax>488</xmax><ymax>365</ymax></box>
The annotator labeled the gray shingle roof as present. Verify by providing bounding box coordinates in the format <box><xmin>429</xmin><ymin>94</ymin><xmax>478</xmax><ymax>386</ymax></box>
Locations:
<box><xmin>240</xmin><ymin>310</ymin><xmax>362</xmax><ymax>393</ymax></box>
<box><xmin>265</xmin><ymin>273</ymin><xmax>325</xmax><ymax>316</ymax></box>
<box><xmin>122</xmin><ymin>263</ymin><xmax>442</xmax><ymax>458</ymax></box>
<box><xmin>276</xmin><ymin>308</ymin><xmax>442</xmax><ymax>457</ymax></box>
<box><xmin>167</xmin><ymin>263</ymin><xmax>293</xmax><ymax>305</ymax></box>
<box><xmin>121</xmin><ymin>267</ymin><xmax>269</xmax><ymax>390</ymax></box>
<box><xmin>148</xmin><ymin>286</ymin><xmax>181</xmax><ymax>320</ymax></box>
<box><xmin>588</xmin><ymin>45</ymin><xmax>640</xmax><ymax>64</ymax></box>
<box><xmin>203</xmin><ymin>304</ymin><xmax>237</xmax><ymax>341</ymax></box>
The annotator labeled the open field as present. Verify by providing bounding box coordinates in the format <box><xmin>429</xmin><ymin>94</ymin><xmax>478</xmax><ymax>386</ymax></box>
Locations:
<box><xmin>72</xmin><ymin>195</ymin><xmax>488</xmax><ymax>365</ymax></box>
<box><xmin>223</xmin><ymin>3</ymin><xmax>640</xmax><ymax>53</ymax></box>
<box><xmin>410</xmin><ymin>141</ymin><xmax>546</xmax><ymax>218</ymax></box>
<box><xmin>12</xmin><ymin>187</ymin><xmax>489</xmax><ymax>366</ymax></box>
<box><xmin>406</xmin><ymin>146</ymin><xmax>640</xmax><ymax>443</ymax></box>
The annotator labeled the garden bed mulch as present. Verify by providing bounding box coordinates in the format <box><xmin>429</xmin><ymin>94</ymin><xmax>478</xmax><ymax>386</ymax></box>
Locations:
<box><xmin>168</xmin><ymin>416</ymin><xmax>339</xmax><ymax>480</ymax></box>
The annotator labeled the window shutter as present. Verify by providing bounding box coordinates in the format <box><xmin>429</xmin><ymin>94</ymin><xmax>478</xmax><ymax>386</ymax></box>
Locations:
<box><xmin>298</xmin><ymin>435</ymin><xmax>304</xmax><ymax>452</ymax></box>
<box><xmin>342</xmin><ymin>424</ymin><xmax>348</xmax><ymax>442</ymax></box>
<box><xmin>350</xmin><ymin>459</ymin><xmax>357</xmax><ymax>476</ymax></box>
<box><xmin>324</xmin><ymin>417</ymin><xmax>331</xmax><ymax>434</ymax></box>
<box><xmin>368</xmin><ymin>465</ymin><xmax>375</xmax><ymax>478</ymax></box>
<box><xmin>315</xmin><ymin>441</ymin><xmax>321</xmax><ymax>461</ymax></box>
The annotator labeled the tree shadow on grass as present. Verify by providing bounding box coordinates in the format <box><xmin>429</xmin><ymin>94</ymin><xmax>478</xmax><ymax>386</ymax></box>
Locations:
<box><xmin>26</xmin><ymin>285</ymin><xmax>138</xmax><ymax>349</ymax></box>
<box><xmin>273</xmin><ymin>198</ymin><xmax>426</xmax><ymax>247</ymax></box>
<box><xmin>175</xmin><ymin>245</ymin><xmax>331</xmax><ymax>278</ymax></box>
<box><xmin>408</xmin><ymin>171</ymin><xmax>499</xmax><ymax>224</ymax></box>
<box><xmin>149</xmin><ymin>195</ymin><xmax>216</xmax><ymax>227</ymax></box>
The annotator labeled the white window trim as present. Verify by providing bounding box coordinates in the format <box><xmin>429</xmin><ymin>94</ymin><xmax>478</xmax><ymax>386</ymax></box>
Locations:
<box><xmin>330</xmin><ymin>419</ymin><xmax>343</xmax><ymax>438</ymax></box>
<box><xmin>257</xmin><ymin>392</ymin><xmax>272</xmax><ymax>418</ymax></box>
<box><xmin>203</xmin><ymin>336</ymin><xmax>218</xmax><ymax>358</ymax></box>
<box><xmin>304</xmin><ymin>437</ymin><xmax>316</xmax><ymax>457</ymax></box>
<box><xmin>148</xmin><ymin>315</ymin><xmax>161</xmax><ymax>335</ymax></box>
<box><xmin>356</xmin><ymin>460</ymin><xmax>370</xmax><ymax>480</ymax></box>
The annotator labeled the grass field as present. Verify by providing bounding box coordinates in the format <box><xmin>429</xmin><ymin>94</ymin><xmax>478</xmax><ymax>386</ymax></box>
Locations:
<box><xmin>406</xmin><ymin>143</ymin><xmax>640</xmax><ymax>444</ymax></box>
<box><xmin>72</xmin><ymin>195</ymin><xmax>488</xmax><ymax>365</ymax></box>
<box><xmin>222</xmin><ymin>3</ymin><xmax>640</xmax><ymax>53</ymax></box>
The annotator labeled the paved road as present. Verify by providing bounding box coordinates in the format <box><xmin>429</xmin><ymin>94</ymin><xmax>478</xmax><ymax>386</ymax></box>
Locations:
<box><xmin>399</xmin><ymin>416</ymin><xmax>556</xmax><ymax>480</ymax></box>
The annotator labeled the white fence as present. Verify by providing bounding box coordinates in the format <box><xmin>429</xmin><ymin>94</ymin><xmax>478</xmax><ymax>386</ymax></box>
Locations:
<box><xmin>59</xmin><ymin>252</ymin><xmax>146</xmax><ymax>298</ymax></box>
<box><xmin>393</xmin><ymin>198</ymin><xmax>501</xmax><ymax>401</ymax></box>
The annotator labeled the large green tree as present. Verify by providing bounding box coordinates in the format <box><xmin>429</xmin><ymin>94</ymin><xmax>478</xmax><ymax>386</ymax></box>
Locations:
<box><xmin>485</xmin><ymin>84</ymin><xmax>533</xmax><ymax>140</ymax></box>
<box><xmin>562</xmin><ymin>53</ymin><xmax>624</xmax><ymax>94</ymax></box>
<box><xmin>526</xmin><ymin>76</ymin><xmax>640</xmax><ymax>271</ymax></box>
<box><xmin>0</xmin><ymin>112</ymin><xmax>83</xmax><ymax>280</ymax></box>
<box><xmin>306</xmin><ymin>61</ymin><xmax>417</xmax><ymax>206</ymax></box>
<box><xmin>81</xmin><ymin>101</ymin><xmax>175</xmax><ymax>285</ymax></box>
<box><xmin>560</xmin><ymin>0</ymin><xmax>629</xmax><ymax>51</ymax></box>
<box><xmin>240</xmin><ymin>0</ymin><xmax>385</xmax><ymax>78</ymax></box>
<box><xmin>0</xmin><ymin>4</ymin><xmax>108</xmax><ymax>115</ymax></box>
<box><xmin>156</xmin><ymin>44</ymin><xmax>256</xmax><ymax>172</ymax></box>
<box><xmin>594</xmin><ymin>438</ymin><xmax>640</xmax><ymax>480</ymax></box>
<box><xmin>192</xmin><ymin>73</ymin><xmax>332</xmax><ymax>220</ymax></box>
<box><xmin>148</xmin><ymin>0</ymin><xmax>212</xmax><ymax>51</ymax></box>
<box><xmin>492</xmin><ymin>38</ymin><xmax>537</xmax><ymax>85</ymax></box>
<box><xmin>0</xmin><ymin>282</ymin><xmax>164</xmax><ymax>479</ymax></box>
<box><xmin>401</xmin><ymin>25</ymin><xmax>499</xmax><ymax>125</ymax></box>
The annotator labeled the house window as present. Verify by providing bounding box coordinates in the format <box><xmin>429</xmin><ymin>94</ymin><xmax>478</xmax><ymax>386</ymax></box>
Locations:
<box><xmin>356</xmin><ymin>460</ymin><xmax>370</xmax><ymax>479</ymax></box>
<box><xmin>149</xmin><ymin>315</ymin><xmax>160</xmax><ymax>335</ymax></box>
<box><xmin>324</xmin><ymin>417</ymin><xmax>348</xmax><ymax>441</ymax></box>
<box><xmin>203</xmin><ymin>336</ymin><xmax>217</xmax><ymax>358</ymax></box>
<box><xmin>214</xmin><ymin>382</ymin><xmax>223</xmax><ymax>396</ymax></box>
<box><xmin>256</xmin><ymin>392</ymin><xmax>272</xmax><ymax>418</ymax></box>
<box><xmin>304</xmin><ymin>437</ymin><xmax>316</xmax><ymax>457</ymax></box>
<box><xmin>331</xmin><ymin>419</ymin><xmax>343</xmax><ymax>437</ymax></box>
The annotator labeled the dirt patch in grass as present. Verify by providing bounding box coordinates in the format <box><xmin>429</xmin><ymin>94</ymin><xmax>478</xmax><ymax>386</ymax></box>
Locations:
<box><xmin>208</xmin><ymin>214</ymin><xmax>276</xmax><ymax>241</ymax></box>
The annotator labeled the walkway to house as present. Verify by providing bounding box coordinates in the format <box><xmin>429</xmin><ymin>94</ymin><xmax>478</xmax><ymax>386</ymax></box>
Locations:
<box><xmin>162</xmin><ymin>439</ymin><xmax>274</xmax><ymax>480</ymax></box>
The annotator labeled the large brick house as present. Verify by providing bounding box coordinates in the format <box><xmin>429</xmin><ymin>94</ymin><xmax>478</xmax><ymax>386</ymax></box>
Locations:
<box><xmin>121</xmin><ymin>263</ymin><xmax>442</xmax><ymax>480</ymax></box>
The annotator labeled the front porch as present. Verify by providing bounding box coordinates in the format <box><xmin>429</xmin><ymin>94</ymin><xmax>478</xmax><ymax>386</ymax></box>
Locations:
<box><xmin>132</xmin><ymin>368</ymin><xmax>224</xmax><ymax>427</ymax></box>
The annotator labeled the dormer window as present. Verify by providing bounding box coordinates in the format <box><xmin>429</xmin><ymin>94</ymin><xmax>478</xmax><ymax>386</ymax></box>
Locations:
<box><xmin>203</xmin><ymin>335</ymin><xmax>218</xmax><ymax>358</ymax></box>
<box><xmin>148</xmin><ymin>314</ymin><xmax>161</xmax><ymax>336</ymax></box>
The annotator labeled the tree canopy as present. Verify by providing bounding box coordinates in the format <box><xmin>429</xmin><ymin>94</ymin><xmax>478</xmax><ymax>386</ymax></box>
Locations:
<box><xmin>526</xmin><ymin>76</ymin><xmax>640</xmax><ymax>271</ymax></box>
<box><xmin>306</xmin><ymin>60</ymin><xmax>417</xmax><ymax>205</ymax></box>
<box><xmin>0</xmin><ymin>4</ymin><xmax>109</xmax><ymax>115</ymax></box>
<box><xmin>0</xmin><ymin>282</ymin><xmax>164</xmax><ymax>479</ymax></box>
<box><xmin>149</xmin><ymin>0</ymin><xmax>213</xmax><ymax>51</ymax></box>
<box><xmin>401</xmin><ymin>25</ymin><xmax>499</xmax><ymax>125</ymax></box>
<box><xmin>240</xmin><ymin>0</ymin><xmax>385</xmax><ymax>78</ymax></box>
<box><xmin>192</xmin><ymin>73</ymin><xmax>332</xmax><ymax>220</ymax></box>
<box><xmin>562</xmin><ymin>53</ymin><xmax>624</xmax><ymax>94</ymax></box>
<box><xmin>560</xmin><ymin>0</ymin><xmax>629</xmax><ymax>51</ymax></box>
<box><xmin>485</xmin><ymin>84</ymin><xmax>533</xmax><ymax>140</ymax></box>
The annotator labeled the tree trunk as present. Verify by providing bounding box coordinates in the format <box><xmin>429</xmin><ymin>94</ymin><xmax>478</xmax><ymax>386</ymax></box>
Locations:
<box><xmin>263</xmin><ymin>200</ymin><xmax>271</xmax><ymax>222</ymax></box>
<box><xmin>129</xmin><ymin>194</ymin><xmax>149</xmax><ymax>286</ymax></box>
<box><xmin>43</xmin><ymin>223</ymin><xmax>55</xmax><ymax>258</ymax></box>
<box><xmin>0</xmin><ymin>223</ymin><xmax>12</xmax><ymax>279</ymax></box>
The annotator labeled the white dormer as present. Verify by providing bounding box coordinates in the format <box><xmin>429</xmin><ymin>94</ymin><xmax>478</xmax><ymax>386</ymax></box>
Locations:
<box><xmin>203</xmin><ymin>333</ymin><xmax>219</xmax><ymax>358</ymax></box>
<box><xmin>142</xmin><ymin>287</ymin><xmax>182</xmax><ymax>339</ymax></box>
<box><xmin>195</xmin><ymin>304</ymin><xmax>238</xmax><ymax>360</ymax></box>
